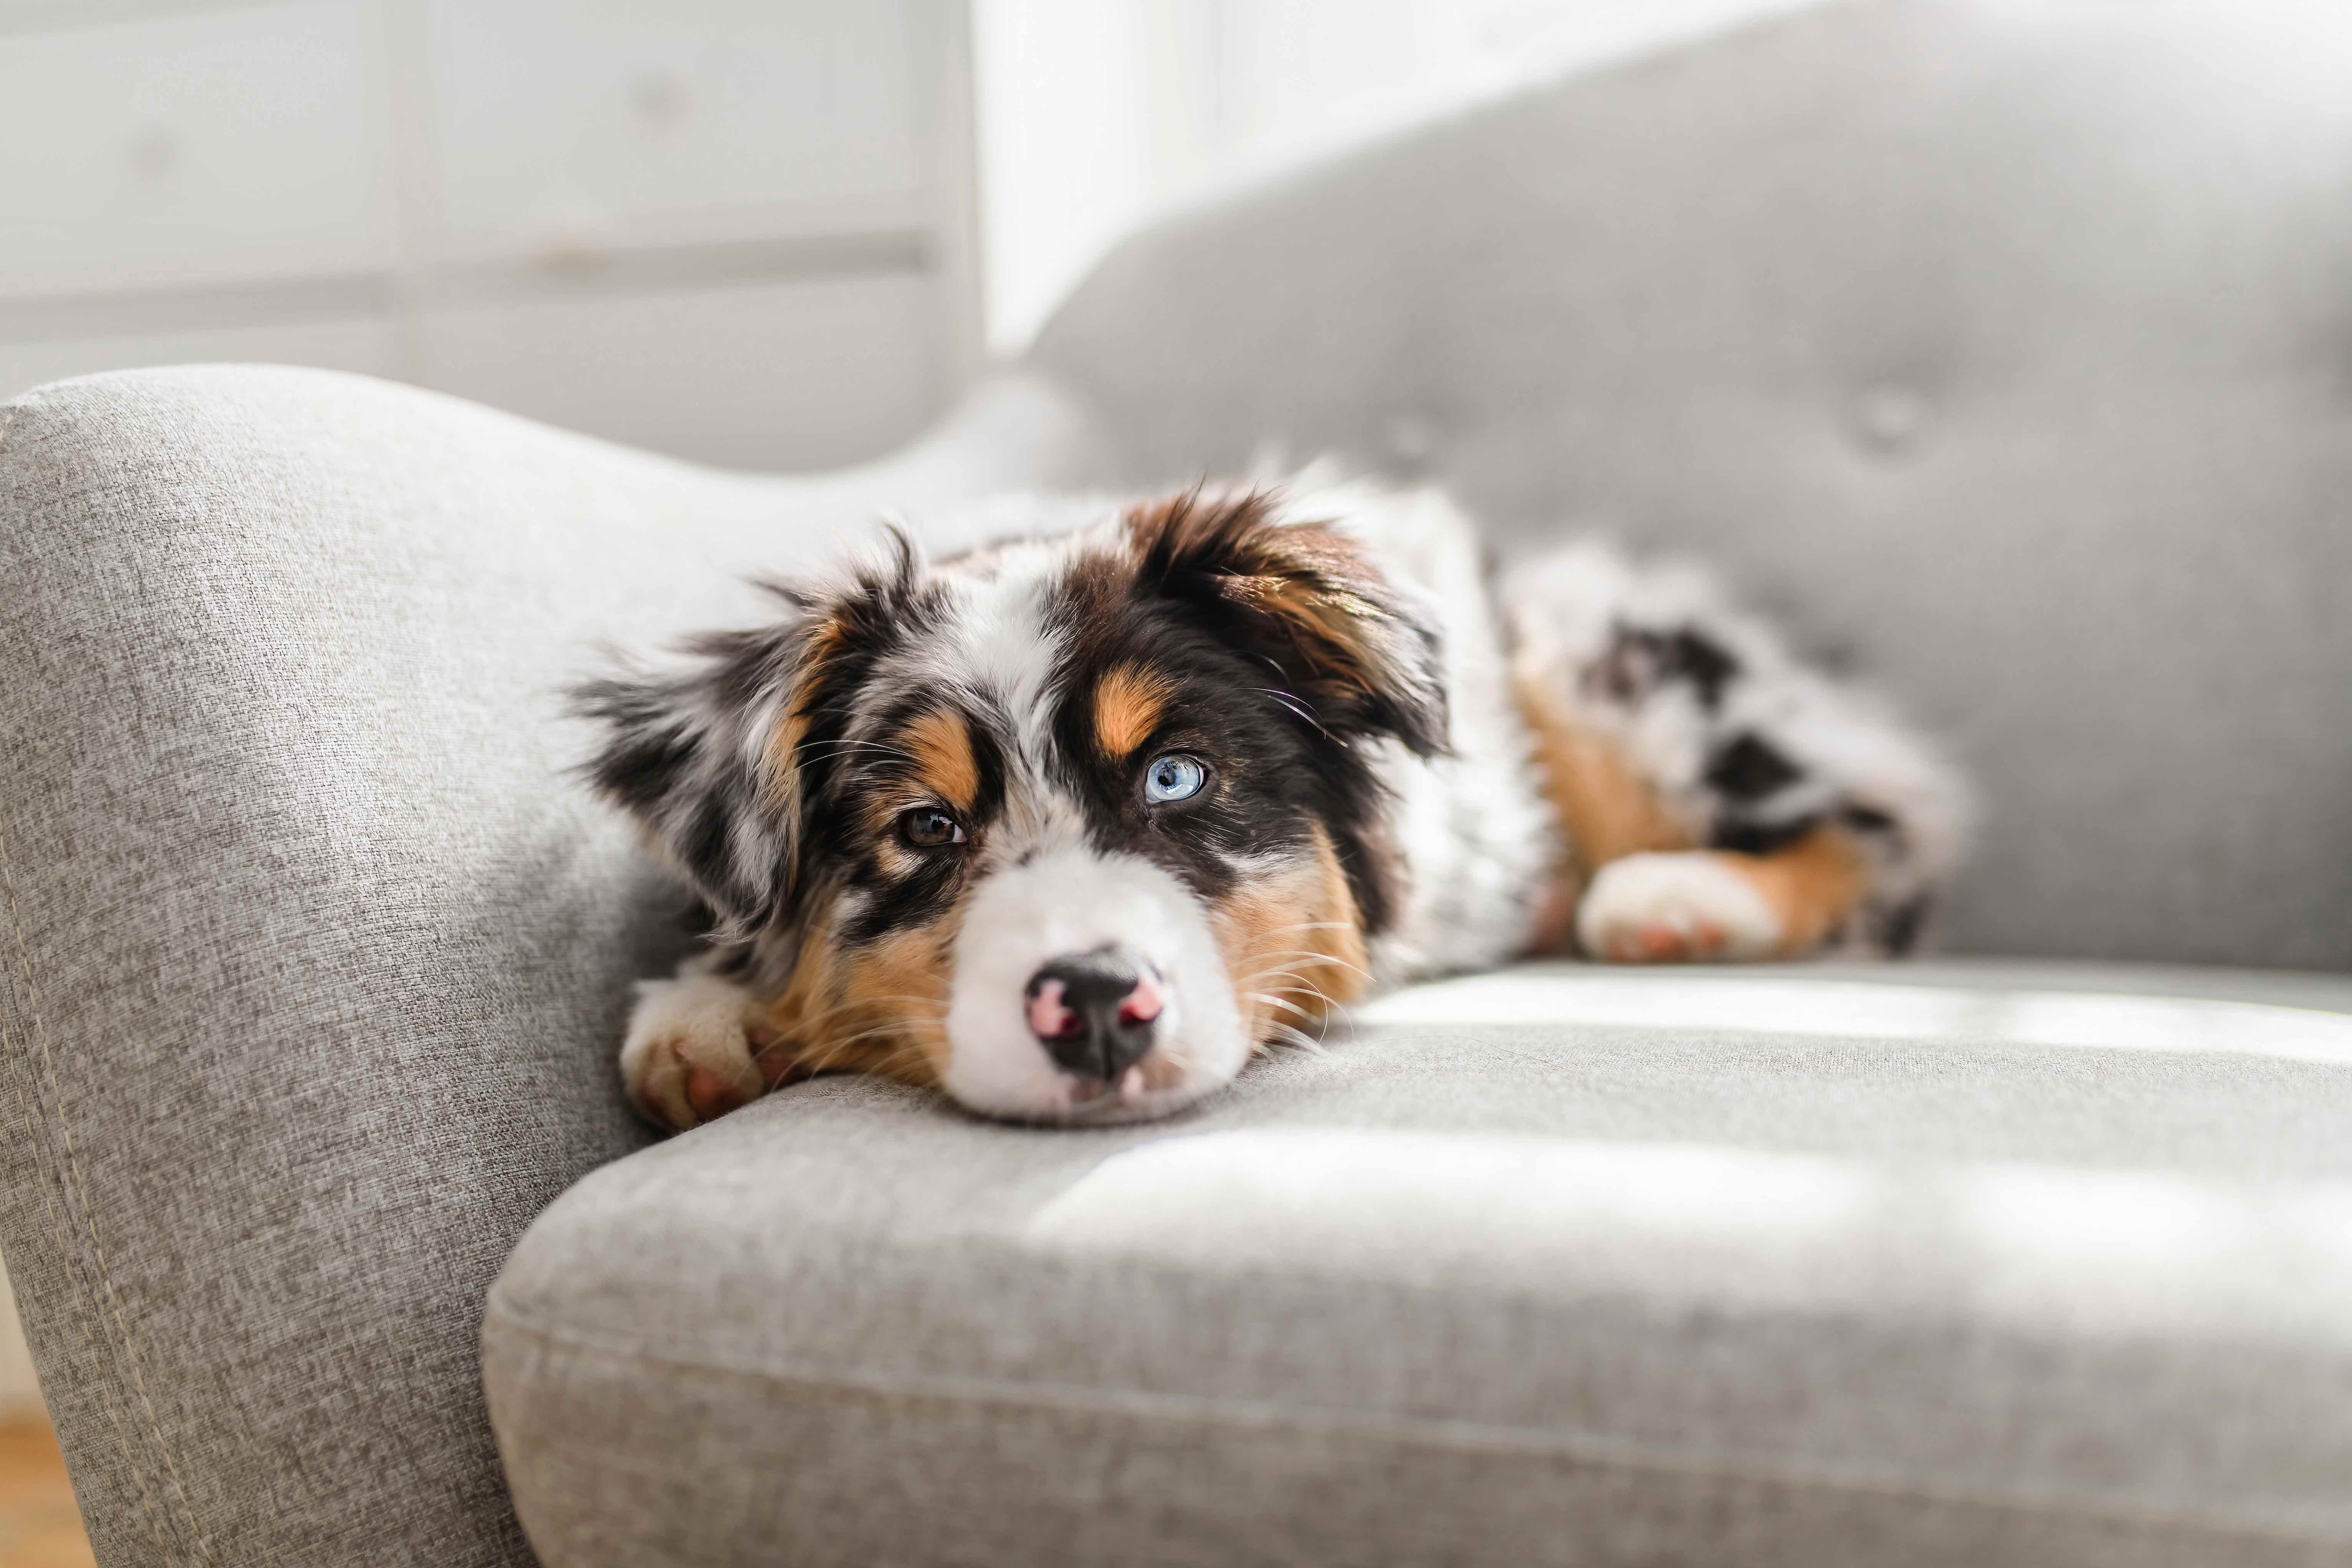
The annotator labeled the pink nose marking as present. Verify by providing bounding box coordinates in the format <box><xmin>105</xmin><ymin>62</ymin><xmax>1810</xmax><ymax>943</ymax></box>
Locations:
<box><xmin>1118</xmin><ymin>971</ymin><xmax>1164</xmax><ymax>1025</ymax></box>
<box><xmin>1026</xmin><ymin>979</ymin><xmax>1077</xmax><ymax>1040</ymax></box>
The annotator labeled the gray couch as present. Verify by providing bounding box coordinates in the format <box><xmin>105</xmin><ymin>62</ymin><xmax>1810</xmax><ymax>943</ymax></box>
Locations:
<box><xmin>5</xmin><ymin>2</ymin><xmax>2350</xmax><ymax>1564</ymax></box>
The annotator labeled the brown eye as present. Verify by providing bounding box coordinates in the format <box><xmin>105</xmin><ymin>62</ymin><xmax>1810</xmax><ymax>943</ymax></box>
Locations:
<box><xmin>898</xmin><ymin>806</ymin><xmax>966</xmax><ymax>849</ymax></box>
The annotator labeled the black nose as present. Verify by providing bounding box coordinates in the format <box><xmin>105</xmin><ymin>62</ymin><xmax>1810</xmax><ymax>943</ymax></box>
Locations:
<box><xmin>1025</xmin><ymin>948</ymin><xmax>1162</xmax><ymax>1084</ymax></box>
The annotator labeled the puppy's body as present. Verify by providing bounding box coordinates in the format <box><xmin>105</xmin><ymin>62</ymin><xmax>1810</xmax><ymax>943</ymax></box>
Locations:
<box><xmin>584</xmin><ymin>481</ymin><xmax>1965</xmax><ymax>1130</ymax></box>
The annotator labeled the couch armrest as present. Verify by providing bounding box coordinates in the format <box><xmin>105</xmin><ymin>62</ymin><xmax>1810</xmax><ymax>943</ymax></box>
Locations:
<box><xmin>0</xmin><ymin>365</ymin><xmax>1100</xmax><ymax>1565</ymax></box>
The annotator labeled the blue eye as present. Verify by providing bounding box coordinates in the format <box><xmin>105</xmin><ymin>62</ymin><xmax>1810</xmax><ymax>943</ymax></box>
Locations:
<box><xmin>1142</xmin><ymin>753</ymin><xmax>1207</xmax><ymax>804</ymax></box>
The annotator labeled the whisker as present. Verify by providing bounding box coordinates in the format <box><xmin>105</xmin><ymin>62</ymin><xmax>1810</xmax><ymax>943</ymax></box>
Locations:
<box><xmin>1239</xmin><ymin>973</ymin><xmax>1330</xmax><ymax>996</ymax></box>
<box><xmin>791</xmin><ymin>741</ymin><xmax>922</xmax><ymax>766</ymax></box>
<box><xmin>1261</xmin><ymin>1021</ymin><xmax>1329</xmax><ymax>1055</ymax></box>
<box><xmin>1238</xmin><ymin>964</ymin><xmax>1367</xmax><ymax>995</ymax></box>
<box><xmin>760</xmin><ymin>991</ymin><xmax>949</xmax><ymax>1035</ymax></box>
<box><xmin>794</xmin><ymin>739</ymin><xmax>919</xmax><ymax>756</ymax></box>
<box><xmin>1239</xmin><ymin>951</ymin><xmax>1372</xmax><ymax>982</ymax></box>
<box><xmin>1257</xmin><ymin>688</ymin><xmax>1337</xmax><ymax>742</ymax></box>
<box><xmin>1240</xmin><ymin>971</ymin><xmax>1327</xmax><ymax>995</ymax></box>
<box><xmin>792</xmin><ymin>1023</ymin><xmax>930</xmax><ymax>1072</ymax></box>
<box><xmin>744</xmin><ymin>990</ymin><xmax>949</xmax><ymax>1070</ymax></box>
<box><xmin>1246</xmin><ymin>991</ymin><xmax>1322</xmax><ymax>1022</ymax></box>
<box><xmin>836</xmin><ymin>995</ymin><xmax>951</xmax><ymax>1014</ymax></box>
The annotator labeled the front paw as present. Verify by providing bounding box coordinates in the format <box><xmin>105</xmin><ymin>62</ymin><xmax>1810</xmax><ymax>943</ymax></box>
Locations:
<box><xmin>620</xmin><ymin>972</ymin><xmax>766</xmax><ymax>1131</ymax></box>
<box><xmin>1576</xmin><ymin>851</ymin><xmax>1784</xmax><ymax>962</ymax></box>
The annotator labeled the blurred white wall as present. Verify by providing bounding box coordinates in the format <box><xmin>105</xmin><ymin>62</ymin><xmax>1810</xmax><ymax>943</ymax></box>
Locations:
<box><xmin>969</xmin><ymin>0</ymin><xmax>1832</xmax><ymax>355</ymax></box>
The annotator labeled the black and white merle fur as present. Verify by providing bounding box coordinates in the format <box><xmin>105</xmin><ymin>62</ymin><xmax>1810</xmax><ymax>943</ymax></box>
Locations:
<box><xmin>577</xmin><ymin>478</ymin><xmax>1966</xmax><ymax>1130</ymax></box>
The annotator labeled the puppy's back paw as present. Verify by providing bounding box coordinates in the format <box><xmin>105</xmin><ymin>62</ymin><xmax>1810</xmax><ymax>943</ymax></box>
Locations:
<box><xmin>620</xmin><ymin>971</ymin><xmax>766</xmax><ymax>1130</ymax></box>
<box><xmin>1576</xmin><ymin>851</ymin><xmax>1783</xmax><ymax>962</ymax></box>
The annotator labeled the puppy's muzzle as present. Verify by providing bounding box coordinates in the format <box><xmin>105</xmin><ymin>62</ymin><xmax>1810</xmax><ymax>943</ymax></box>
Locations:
<box><xmin>1025</xmin><ymin>948</ymin><xmax>1163</xmax><ymax>1086</ymax></box>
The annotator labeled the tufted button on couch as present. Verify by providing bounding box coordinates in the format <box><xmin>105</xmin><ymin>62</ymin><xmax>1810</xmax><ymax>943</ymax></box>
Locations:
<box><xmin>4</xmin><ymin>3</ymin><xmax>2350</xmax><ymax>1564</ymax></box>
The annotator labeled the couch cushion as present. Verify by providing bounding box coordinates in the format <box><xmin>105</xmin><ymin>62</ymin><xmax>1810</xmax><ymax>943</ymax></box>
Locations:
<box><xmin>485</xmin><ymin>959</ymin><xmax>2352</xmax><ymax>1568</ymax></box>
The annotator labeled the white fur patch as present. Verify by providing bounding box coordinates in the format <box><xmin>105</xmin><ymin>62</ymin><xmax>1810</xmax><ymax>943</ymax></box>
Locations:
<box><xmin>1278</xmin><ymin>478</ymin><xmax>1558</xmax><ymax>982</ymax></box>
<box><xmin>619</xmin><ymin>962</ymin><xmax>762</xmax><ymax>1130</ymax></box>
<box><xmin>943</xmin><ymin>846</ymin><xmax>1245</xmax><ymax>1122</ymax></box>
<box><xmin>1577</xmin><ymin>851</ymin><xmax>1783</xmax><ymax>963</ymax></box>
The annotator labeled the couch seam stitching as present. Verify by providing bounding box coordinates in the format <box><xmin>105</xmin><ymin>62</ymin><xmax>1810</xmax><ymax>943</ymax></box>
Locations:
<box><xmin>484</xmin><ymin>1301</ymin><xmax>2351</xmax><ymax>1551</ymax></box>
<box><xmin>0</xmin><ymin>412</ymin><xmax>219</xmax><ymax>1562</ymax></box>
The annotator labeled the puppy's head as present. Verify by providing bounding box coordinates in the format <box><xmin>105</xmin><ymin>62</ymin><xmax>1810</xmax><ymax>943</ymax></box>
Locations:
<box><xmin>577</xmin><ymin>487</ymin><xmax>1446</xmax><ymax>1122</ymax></box>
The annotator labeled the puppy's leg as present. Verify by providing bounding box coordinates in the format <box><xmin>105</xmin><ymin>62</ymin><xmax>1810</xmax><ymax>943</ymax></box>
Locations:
<box><xmin>1505</xmin><ymin>542</ymin><xmax>1968</xmax><ymax>961</ymax></box>
<box><xmin>1570</xmin><ymin>827</ymin><xmax>1864</xmax><ymax>962</ymax></box>
<box><xmin>620</xmin><ymin>947</ymin><xmax>798</xmax><ymax>1130</ymax></box>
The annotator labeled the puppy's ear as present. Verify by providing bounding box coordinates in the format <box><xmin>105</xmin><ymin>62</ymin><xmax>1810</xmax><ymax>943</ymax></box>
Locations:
<box><xmin>1126</xmin><ymin>487</ymin><xmax>1449</xmax><ymax>755</ymax></box>
<box><xmin>571</xmin><ymin>617</ymin><xmax>823</xmax><ymax>937</ymax></box>
<box><xmin>571</xmin><ymin>535</ymin><xmax>922</xmax><ymax>936</ymax></box>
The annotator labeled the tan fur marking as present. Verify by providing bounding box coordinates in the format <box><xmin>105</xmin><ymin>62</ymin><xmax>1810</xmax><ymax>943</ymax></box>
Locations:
<box><xmin>828</xmin><ymin>921</ymin><xmax>954</xmax><ymax>1085</ymax></box>
<box><xmin>1510</xmin><ymin>662</ymin><xmax>1695</xmax><ymax>950</ymax></box>
<box><xmin>747</xmin><ymin>896</ymin><xmax>954</xmax><ymax>1091</ymax></box>
<box><xmin>763</xmin><ymin>612</ymin><xmax>851</xmax><ymax>805</ymax></box>
<box><xmin>1120</xmin><ymin>489</ymin><xmax>1410</xmax><ymax>712</ymax></box>
<box><xmin>1713</xmin><ymin>827</ymin><xmax>1867</xmax><ymax>956</ymax></box>
<box><xmin>1213</xmin><ymin>825</ymin><xmax>1369</xmax><ymax>1051</ymax></box>
<box><xmin>905</xmin><ymin>708</ymin><xmax>980</xmax><ymax>810</ymax></box>
<box><xmin>1093</xmin><ymin>663</ymin><xmax>1173</xmax><ymax>759</ymax></box>
<box><xmin>763</xmin><ymin>712</ymin><xmax>809</xmax><ymax>808</ymax></box>
<box><xmin>1511</xmin><ymin>664</ymin><xmax>1695</xmax><ymax>866</ymax></box>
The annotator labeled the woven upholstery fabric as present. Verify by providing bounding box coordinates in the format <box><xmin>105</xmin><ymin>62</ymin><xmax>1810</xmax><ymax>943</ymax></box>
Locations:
<box><xmin>1029</xmin><ymin>0</ymin><xmax>2352</xmax><ymax>968</ymax></box>
<box><xmin>0</xmin><ymin>366</ymin><xmax>1097</xmax><ymax>1566</ymax></box>
<box><xmin>486</xmin><ymin>961</ymin><xmax>2352</xmax><ymax>1568</ymax></box>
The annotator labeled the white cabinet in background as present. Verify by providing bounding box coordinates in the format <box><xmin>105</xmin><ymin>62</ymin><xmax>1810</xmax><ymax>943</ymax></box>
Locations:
<box><xmin>0</xmin><ymin>2</ymin><xmax>393</xmax><ymax>299</ymax></box>
<box><xmin>0</xmin><ymin>0</ymin><xmax>977</xmax><ymax>471</ymax></box>
<box><xmin>423</xmin><ymin>0</ymin><xmax>930</xmax><ymax>262</ymax></box>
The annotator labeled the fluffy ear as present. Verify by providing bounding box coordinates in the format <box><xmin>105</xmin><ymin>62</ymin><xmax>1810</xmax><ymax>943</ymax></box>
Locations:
<box><xmin>1126</xmin><ymin>487</ymin><xmax>1449</xmax><ymax>755</ymax></box>
<box><xmin>570</xmin><ymin>616</ymin><xmax>818</xmax><ymax>937</ymax></box>
<box><xmin>570</xmin><ymin>535</ymin><xmax>924</xmax><ymax>936</ymax></box>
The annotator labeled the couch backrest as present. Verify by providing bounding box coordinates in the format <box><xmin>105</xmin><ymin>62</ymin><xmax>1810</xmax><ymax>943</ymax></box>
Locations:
<box><xmin>1025</xmin><ymin>0</ymin><xmax>2352</xmax><ymax>970</ymax></box>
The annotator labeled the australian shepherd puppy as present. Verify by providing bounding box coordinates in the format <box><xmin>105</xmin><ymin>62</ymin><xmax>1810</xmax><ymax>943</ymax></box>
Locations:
<box><xmin>578</xmin><ymin>479</ymin><xmax>1965</xmax><ymax>1130</ymax></box>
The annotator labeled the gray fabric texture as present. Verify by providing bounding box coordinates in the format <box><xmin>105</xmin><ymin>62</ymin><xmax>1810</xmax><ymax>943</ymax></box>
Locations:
<box><xmin>1026</xmin><ymin>0</ymin><xmax>2352</xmax><ymax>969</ymax></box>
<box><xmin>486</xmin><ymin>960</ymin><xmax>2352</xmax><ymax>1568</ymax></box>
<box><xmin>0</xmin><ymin>366</ymin><xmax>1102</xmax><ymax>1566</ymax></box>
